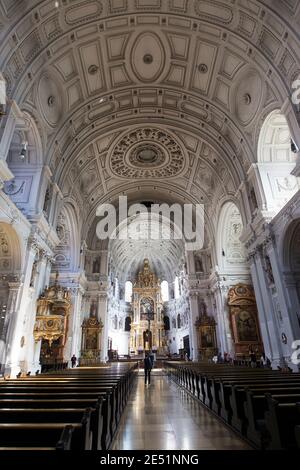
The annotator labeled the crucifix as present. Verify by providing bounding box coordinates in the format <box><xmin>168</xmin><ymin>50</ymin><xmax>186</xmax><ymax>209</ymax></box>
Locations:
<box><xmin>143</xmin><ymin>310</ymin><xmax>153</xmax><ymax>351</ymax></box>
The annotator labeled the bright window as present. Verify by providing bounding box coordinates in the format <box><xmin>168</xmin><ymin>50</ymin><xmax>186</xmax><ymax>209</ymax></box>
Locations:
<box><xmin>174</xmin><ymin>276</ymin><xmax>180</xmax><ymax>299</ymax></box>
<box><xmin>161</xmin><ymin>280</ymin><xmax>169</xmax><ymax>302</ymax></box>
<box><xmin>125</xmin><ymin>280</ymin><xmax>133</xmax><ymax>302</ymax></box>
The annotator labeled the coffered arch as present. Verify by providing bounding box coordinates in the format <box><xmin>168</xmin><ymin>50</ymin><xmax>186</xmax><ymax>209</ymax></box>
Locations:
<box><xmin>1</xmin><ymin>0</ymin><xmax>299</xmax><ymax>104</ymax></box>
<box><xmin>1</xmin><ymin>0</ymin><xmax>300</xmax><ymax>235</ymax></box>
<box><xmin>1</xmin><ymin>1</ymin><xmax>299</xmax><ymax>166</ymax></box>
<box><xmin>82</xmin><ymin>180</ymin><xmax>216</xmax><ymax>247</ymax></box>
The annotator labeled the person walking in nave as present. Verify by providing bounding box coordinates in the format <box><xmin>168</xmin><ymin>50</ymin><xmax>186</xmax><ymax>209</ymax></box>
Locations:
<box><xmin>144</xmin><ymin>352</ymin><xmax>152</xmax><ymax>385</ymax></box>
<box><xmin>71</xmin><ymin>354</ymin><xmax>77</xmax><ymax>368</ymax></box>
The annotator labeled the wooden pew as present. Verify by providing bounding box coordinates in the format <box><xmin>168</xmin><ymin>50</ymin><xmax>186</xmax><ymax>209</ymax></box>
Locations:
<box><xmin>264</xmin><ymin>395</ymin><xmax>300</xmax><ymax>449</ymax></box>
<box><xmin>0</xmin><ymin>362</ymin><xmax>138</xmax><ymax>450</ymax></box>
<box><xmin>166</xmin><ymin>361</ymin><xmax>300</xmax><ymax>450</ymax></box>
<box><xmin>0</xmin><ymin>423</ymin><xmax>83</xmax><ymax>450</ymax></box>
<box><xmin>295</xmin><ymin>425</ymin><xmax>300</xmax><ymax>449</ymax></box>
<box><xmin>0</xmin><ymin>398</ymin><xmax>107</xmax><ymax>450</ymax></box>
<box><xmin>0</xmin><ymin>408</ymin><xmax>93</xmax><ymax>449</ymax></box>
<box><xmin>230</xmin><ymin>379</ymin><xmax>300</xmax><ymax>435</ymax></box>
<box><xmin>245</xmin><ymin>391</ymin><xmax>300</xmax><ymax>448</ymax></box>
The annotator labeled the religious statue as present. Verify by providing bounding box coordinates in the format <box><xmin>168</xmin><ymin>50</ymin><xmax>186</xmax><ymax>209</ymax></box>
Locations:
<box><xmin>249</xmin><ymin>187</ymin><xmax>258</xmax><ymax>212</ymax></box>
<box><xmin>84</xmin><ymin>256</ymin><xmax>90</xmax><ymax>272</ymax></box>
<box><xmin>89</xmin><ymin>300</ymin><xmax>97</xmax><ymax>317</ymax></box>
<box><xmin>264</xmin><ymin>256</ymin><xmax>275</xmax><ymax>285</ymax></box>
<box><xmin>30</xmin><ymin>260</ymin><xmax>39</xmax><ymax>287</ymax></box>
<box><xmin>0</xmin><ymin>235</ymin><xmax>9</xmax><ymax>255</ymax></box>
<box><xmin>199</xmin><ymin>299</ymin><xmax>207</xmax><ymax>316</ymax></box>
<box><xmin>43</xmin><ymin>186</ymin><xmax>50</xmax><ymax>214</ymax></box>
<box><xmin>56</xmin><ymin>224</ymin><xmax>64</xmax><ymax>241</ymax></box>
<box><xmin>143</xmin><ymin>329</ymin><xmax>152</xmax><ymax>350</ymax></box>
<box><xmin>92</xmin><ymin>256</ymin><xmax>100</xmax><ymax>273</ymax></box>
<box><xmin>195</xmin><ymin>256</ymin><xmax>203</xmax><ymax>272</ymax></box>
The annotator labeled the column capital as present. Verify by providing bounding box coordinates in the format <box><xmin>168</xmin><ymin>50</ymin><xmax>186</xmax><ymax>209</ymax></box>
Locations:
<box><xmin>1</xmin><ymin>273</ymin><xmax>22</xmax><ymax>285</ymax></box>
<box><xmin>189</xmin><ymin>291</ymin><xmax>198</xmax><ymax>299</ymax></box>
<box><xmin>69</xmin><ymin>285</ymin><xmax>85</xmax><ymax>296</ymax></box>
<box><xmin>7</xmin><ymin>281</ymin><xmax>23</xmax><ymax>290</ymax></box>
<box><xmin>98</xmin><ymin>293</ymin><xmax>108</xmax><ymax>302</ymax></box>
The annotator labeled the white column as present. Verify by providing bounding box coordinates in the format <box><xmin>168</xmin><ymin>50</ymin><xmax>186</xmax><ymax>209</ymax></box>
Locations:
<box><xmin>249</xmin><ymin>249</ymin><xmax>284</xmax><ymax>368</ymax></box>
<box><xmin>268</xmin><ymin>245</ymin><xmax>300</xmax><ymax>340</ymax></box>
<box><xmin>2</xmin><ymin>281</ymin><xmax>22</xmax><ymax>373</ymax></box>
<box><xmin>25</xmin><ymin>253</ymin><xmax>48</xmax><ymax>372</ymax></box>
<box><xmin>5</xmin><ymin>244</ymin><xmax>36</xmax><ymax>375</ymax></box>
<box><xmin>69</xmin><ymin>287</ymin><xmax>84</xmax><ymax>361</ymax></box>
<box><xmin>99</xmin><ymin>292</ymin><xmax>108</xmax><ymax>362</ymax></box>
<box><xmin>188</xmin><ymin>292</ymin><xmax>199</xmax><ymax>361</ymax></box>
<box><xmin>0</xmin><ymin>101</ymin><xmax>22</xmax><ymax>184</ymax></box>
<box><xmin>213</xmin><ymin>283</ymin><xmax>233</xmax><ymax>355</ymax></box>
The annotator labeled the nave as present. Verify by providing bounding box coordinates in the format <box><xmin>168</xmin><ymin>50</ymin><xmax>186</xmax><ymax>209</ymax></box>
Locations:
<box><xmin>112</xmin><ymin>370</ymin><xmax>249</xmax><ymax>451</ymax></box>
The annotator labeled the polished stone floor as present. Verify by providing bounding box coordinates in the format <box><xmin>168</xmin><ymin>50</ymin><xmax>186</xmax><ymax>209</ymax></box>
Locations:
<box><xmin>112</xmin><ymin>371</ymin><xmax>251</xmax><ymax>450</ymax></box>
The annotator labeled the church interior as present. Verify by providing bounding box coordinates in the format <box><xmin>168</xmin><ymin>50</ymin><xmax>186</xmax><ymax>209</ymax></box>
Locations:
<box><xmin>1</xmin><ymin>0</ymin><xmax>300</xmax><ymax>453</ymax></box>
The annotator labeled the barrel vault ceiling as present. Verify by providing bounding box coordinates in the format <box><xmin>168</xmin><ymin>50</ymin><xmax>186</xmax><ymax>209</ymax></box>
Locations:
<box><xmin>1</xmin><ymin>0</ymin><xmax>300</xmax><ymax>231</ymax></box>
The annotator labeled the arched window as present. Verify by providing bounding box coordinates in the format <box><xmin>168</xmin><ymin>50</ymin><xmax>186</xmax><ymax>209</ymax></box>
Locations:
<box><xmin>114</xmin><ymin>278</ymin><xmax>119</xmax><ymax>298</ymax></box>
<box><xmin>217</xmin><ymin>202</ymin><xmax>246</xmax><ymax>272</ymax></box>
<box><xmin>163</xmin><ymin>315</ymin><xmax>170</xmax><ymax>331</ymax></box>
<box><xmin>125</xmin><ymin>316</ymin><xmax>132</xmax><ymax>332</ymax></box>
<box><xmin>125</xmin><ymin>280</ymin><xmax>133</xmax><ymax>302</ymax></box>
<box><xmin>161</xmin><ymin>280</ymin><xmax>169</xmax><ymax>302</ymax></box>
<box><xmin>257</xmin><ymin>110</ymin><xmax>300</xmax><ymax>215</ymax></box>
<box><xmin>174</xmin><ymin>276</ymin><xmax>180</xmax><ymax>299</ymax></box>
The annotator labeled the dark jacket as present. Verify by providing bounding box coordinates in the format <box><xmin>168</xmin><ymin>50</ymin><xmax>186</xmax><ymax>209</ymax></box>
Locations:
<box><xmin>149</xmin><ymin>354</ymin><xmax>154</xmax><ymax>367</ymax></box>
<box><xmin>144</xmin><ymin>356</ymin><xmax>152</xmax><ymax>370</ymax></box>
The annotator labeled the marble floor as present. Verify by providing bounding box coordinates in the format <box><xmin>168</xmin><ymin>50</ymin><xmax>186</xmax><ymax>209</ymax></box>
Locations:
<box><xmin>112</xmin><ymin>371</ymin><xmax>251</xmax><ymax>450</ymax></box>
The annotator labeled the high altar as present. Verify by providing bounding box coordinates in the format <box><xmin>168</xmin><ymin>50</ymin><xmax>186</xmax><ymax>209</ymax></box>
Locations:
<box><xmin>130</xmin><ymin>259</ymin><xmax>166</xmax><ymax>354</ymax></box>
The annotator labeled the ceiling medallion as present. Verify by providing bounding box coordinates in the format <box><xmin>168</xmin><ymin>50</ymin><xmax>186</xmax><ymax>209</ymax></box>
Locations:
<box><xmin>198</xmin><ymin>63</ymin><xmax>208</xmax><ymax>73</ymax></box>
<box><xmin>88</xmin><ymin>64</ymin><xmax>99</xmax><ymax>75</ymax></box>
<box><xmin>48</xmin><ymin>95</ymin><xmax>55</xmax><ymax>107</ymax></box>
<box><xmin>130</xmin><ymin>144</ymin><xmax>165</xmax><ymax>168</ymax></box>
<box><xmin>110</xmin><ymin>128</ymin><xmax>185</xmax><ymax>179</ymax></box>
<box><xmin>243</xmin><ymin>93</ymin><xmax>252</xmax><ymax>105</ymax></box>
<box><xmin>143</xmin><ymin>54</ymin><xmax>153</xmax><ymax>64</ymax></box>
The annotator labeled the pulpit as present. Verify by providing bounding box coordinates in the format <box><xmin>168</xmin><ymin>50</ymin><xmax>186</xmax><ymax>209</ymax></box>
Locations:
<box><xmin>34</xmin><ymin>274</ymin><xmax>71</xmax><ymax>366</ymax></box>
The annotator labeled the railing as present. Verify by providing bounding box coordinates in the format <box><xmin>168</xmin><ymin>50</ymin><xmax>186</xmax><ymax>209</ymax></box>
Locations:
<box><xmin>41</xmin><ymin>361</ymin><xmax>68</xmax><ymax>373</ymax></box>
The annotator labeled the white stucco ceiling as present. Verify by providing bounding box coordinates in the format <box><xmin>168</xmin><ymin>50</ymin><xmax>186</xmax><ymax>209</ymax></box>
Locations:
<box><xmin>1</xmin><ymin>0</ymin><xmax>300</xmax><ymax>249</ymax></box>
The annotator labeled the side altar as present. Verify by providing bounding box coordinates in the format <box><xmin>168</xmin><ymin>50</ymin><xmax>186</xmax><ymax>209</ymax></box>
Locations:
<box><xmin>80</xmin><ymin>315</ymin><xmax>103</xmax><ymax>366</ymax></box>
